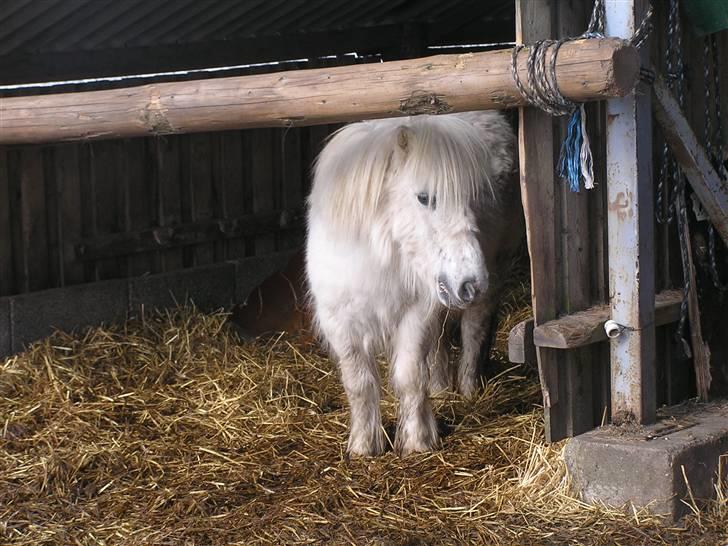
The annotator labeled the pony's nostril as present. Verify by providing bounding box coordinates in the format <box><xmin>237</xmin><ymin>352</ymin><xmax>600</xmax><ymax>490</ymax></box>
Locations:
<box><xmin>458</xmin><ymin>280</ymin><xmax>478</xmax><ymax>304</ymax></box>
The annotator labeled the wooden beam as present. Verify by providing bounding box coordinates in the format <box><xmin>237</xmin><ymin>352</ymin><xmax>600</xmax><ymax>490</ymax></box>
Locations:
<box><xmin>676</xmin><ymin>191</ymin><xmax>712</xmax><ymax>400</ymax></box>
<box><xmin>515</xmin><ymin>0</ymin><xmax>569</xmax><ymax>442</ymax></box>
<box><xmin>605</xmin><ymin>0</ymin><xmax>656</xmax><ymax>425</ymax></box>
<box><xmin>0</xmin><ymin>38</ymin><xmax>639</xmax><ymax>145</ymax></box>
<box><xmin>533</xmin><ymin>290</ymin><xmax>682</xmax><ymax>349</ymax></box>
<box><xmin>652</xmin><ymin>75</ymin><xmax>728</xmax><ymax>247</ymax></box>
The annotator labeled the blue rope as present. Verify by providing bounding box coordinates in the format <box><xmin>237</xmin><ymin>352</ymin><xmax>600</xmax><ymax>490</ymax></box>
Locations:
<box><xmin>558</xmin><ymin>108</ymin><xmax>584</xmax><ymax>192</ymax></box>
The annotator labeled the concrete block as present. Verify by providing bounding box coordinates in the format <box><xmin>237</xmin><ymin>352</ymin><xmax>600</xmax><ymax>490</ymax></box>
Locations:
<box><xmin>128</xmin><ymin>262</ymin><xmax>236</xmax><ymax>314</ymax></box>
<box><xmin>565</xmin><ymin>402</ymin><xmax>728</xmax><ymax>519</ymax></box>
<box><xmin>0</xmin><ymin>297</ymin><xmax>11</xmax><ymax>358</ymax></box>
<box><xmin>11</xmin><ymin>279</ymin><xmax>128</xmax><ymax>352</ymax></box>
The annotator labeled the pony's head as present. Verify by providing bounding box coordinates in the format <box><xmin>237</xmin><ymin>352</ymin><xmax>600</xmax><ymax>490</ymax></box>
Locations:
<box><xmin>309</xmin><ymin>112</ymin><xmax>515</xmax><ymax>310</ymax></box>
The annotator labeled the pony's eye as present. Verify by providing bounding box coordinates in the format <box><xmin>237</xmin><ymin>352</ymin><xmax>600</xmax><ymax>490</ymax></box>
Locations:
<box><xmin>416</xmin><ymin>193</ymin><xmax>436</xmax><ymax>208</ymax></box>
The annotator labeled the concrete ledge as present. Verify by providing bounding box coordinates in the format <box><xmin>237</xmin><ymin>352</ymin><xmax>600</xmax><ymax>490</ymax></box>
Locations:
<box><xmin>128</xmin><ymin>262</ymin><xmax>237</xmax><ymax>315</ymax></box>
<box><xmin>0</xmin><ymin>298</ymin><xmax>10</xmax><ymax>356</ymax></box>
<box><xmin>0</xmin><ymin>251</ymin><xmax>300</xmax><ymax>359</ymax></box>
<box><xmin>11</xmin><ymin>279</ymin><xmax>128</xmax><ymax>352</ymax></box>
<box><xmin>565</xmin><ymin>401</ymin><xmax>728</xmax><ymax>519</ymax></box>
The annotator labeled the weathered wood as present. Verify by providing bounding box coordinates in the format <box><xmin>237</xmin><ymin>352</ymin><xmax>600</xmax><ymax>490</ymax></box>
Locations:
<box><xmin>280</xmin><ymin>128</ymin><xmax>304</xmax><ymax>251</ymax></box>
<box><xmin>605</xmin><ymin>0</ymin><xmax>656</xmax><ymax>425</ymax></box>
<box><xmin>508</xmin><ymin>319</ymin><xmax>535</xmax><ymax>365</ymax></box>
<box><xmin>533</xmin><ymin>290</ymin><xmax>682</xmax><ymax>349</ymax></box>
<box><xmin>122</xmin><ymin>139</ymin><xmax>155</xmax><ymax>277</ymax></box>
<box><xmin>0</xmin><ymin>39</ymin><xmax>640</xmax><ymax>145</ymax></box>
<box><xmin>43</xmin><ymin>147</ymin><xmax>63</xmax><ymax>289</ymax></box>
<box><xmin>217</xmin><ymin>131</ymin><xmax>246</xmax><ymax>260</ymax></box>
<box><xmin>154</xmin><ymin>137</ymin><xmax>183</xmax><ymax>272</ymax></box>
<box><xmin>189</xmin><ymin>133</ymin><xmax>215</xmax><ymax>266</ymax></box>
<box><xmin>676</xmin><ymin>191</ymin><xmax>712</xmax><ymax>401</ymax></box>
<box><xmin>0</xmin><ymin>148</ymin><xmax>14</xmax><ymax>295</ymax></box>
<box><xmin>75</xmin><ymin>208</ymin><xmax>305</xmax><ymax>262</ymax></box>
<box><xmin>55</xmin><ymin>144</ymin><xmax>84</xmax><ymax>285</ymax></box>
<box><xmin>556</xmin><ymin>0</ymin><xmax>596</xmax><ymax>438</ymax></box>
<box><xmin>516</xmin><ymin>0</ymin><xmax>568</xmax><ymax>442</ymax></box>
<box><xmin>19</xmin><ymin>148</ymin><xmax>49</xmax><ymax>292</ymax></box>
<box><xmin>92</xmin><ymin>141</ymin><xmax>122</xmax><ymax>280</ymax></box>
<box><xmin>652</xmin><ymin>75</ymin><xmax>728</xmax><ymax>247</ymax></box>
<box><xmin>251</xmin><ymin>129</ymin><xmax>276</xmax><ymax>255</ymax></box>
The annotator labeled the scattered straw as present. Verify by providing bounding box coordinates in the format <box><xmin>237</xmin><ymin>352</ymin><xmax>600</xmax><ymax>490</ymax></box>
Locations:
<box><xmin>1</xmin><ymin>288</ymin><xmax>727</xmax><ymax>544</ymax></box>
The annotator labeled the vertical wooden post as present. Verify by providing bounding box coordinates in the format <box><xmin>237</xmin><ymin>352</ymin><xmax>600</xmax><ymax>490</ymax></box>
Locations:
<box><xmin>515</xmin><ymin>0</ymin><xmax>568</xmax><ymax>441</ymax></box>
<box><xmin>605</xmin><ymin>0</ymin><xmax>657</xmax><ymax>424</ymax></box>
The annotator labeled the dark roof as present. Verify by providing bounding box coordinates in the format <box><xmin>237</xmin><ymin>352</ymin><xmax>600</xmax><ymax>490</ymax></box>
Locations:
<box><xmin>0</xmin><ymin>0</ymin><xmax>514</xmax><ymax>84</ymax></box>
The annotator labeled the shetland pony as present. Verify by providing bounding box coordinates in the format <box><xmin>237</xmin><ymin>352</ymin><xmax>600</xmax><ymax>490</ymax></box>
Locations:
<box><xmin>306</xmin><ymin>111</ymin><xmax>522</xmax><ymax>456</ymax></box>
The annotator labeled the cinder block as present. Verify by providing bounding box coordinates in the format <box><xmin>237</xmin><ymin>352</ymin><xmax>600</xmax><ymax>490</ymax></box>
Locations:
<box><xmin>0</xmin><ymin>297</ymin><xmax>11</xmax><ymax>358</ymax></box>
<box><xmin>11</xmin><ymin>279</ymin><xmax>128</xmax><ymax>352</ymax></box>
<box><xmin>233</xmin><ymin>250</ymin><xmax>299</xmax><ymax>303</ymax></box>
<box><xmin>565</xmin><ymin>402</ymin><xmax>728</xmax><ymax>519</ymax></box>
<box><xmin>128</xmin><ymin>262</ymin><xmax>236</xmax><ymax>314</ymax></box>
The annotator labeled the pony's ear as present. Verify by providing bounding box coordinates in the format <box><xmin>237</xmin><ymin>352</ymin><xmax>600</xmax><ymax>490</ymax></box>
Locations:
<box><xmin>396</xmin><ymin>126</ymin><xmax>413</xmax><ymax>155</ymax></box>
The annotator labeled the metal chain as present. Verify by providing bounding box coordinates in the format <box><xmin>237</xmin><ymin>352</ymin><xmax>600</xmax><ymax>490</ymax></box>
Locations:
<box><xmin>704</xmin><ymin>37</ymin><xmax>713</xmax><ymax>164</ymax></box>
<box><xmin>585</xmin><ymin>0</ymin><xmax>606</xmax><ymax>37</ymax></box>
<box><xmin>656</xmin><ymin>0</ymin><xmax>681</xmax><ymax>225</ymax></box>
<box><xmin>702</xmin><ymin>35</ymin><xmax>728</xmax><ymax>291</ymax></box>
<box><xmin>656</xmin><ymin>0</ymin><xmax>692</xmax><ymax>354</ymax></box>
<box><xmin>712</xmin><ymin>34</ymin><xmax>727</xmax><ymax>180</ymax></box>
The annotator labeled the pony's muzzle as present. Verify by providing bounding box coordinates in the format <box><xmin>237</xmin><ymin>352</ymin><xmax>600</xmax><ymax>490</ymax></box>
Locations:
<box><xmin>437</xmin><ymin>275</ymin><xmax>482</xmax><ymax>309</ymax></box>
<box><xmin>458</xmin><ymin>279</ymin><xmax>478</xmax><ymax>304</ymax></box>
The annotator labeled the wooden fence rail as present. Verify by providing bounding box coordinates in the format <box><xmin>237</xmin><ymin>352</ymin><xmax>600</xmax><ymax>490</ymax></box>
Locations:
<box><xmin>0</xmin><ymin>38</ymin><xmax>639</xmax><ymax>145</ymax></box>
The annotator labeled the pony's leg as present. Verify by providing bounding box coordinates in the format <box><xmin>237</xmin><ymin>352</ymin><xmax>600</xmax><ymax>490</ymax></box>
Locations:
<box><xmin>427</xmin><ymin>312</ymin><xmax>451</xmax><ymax>394</ymax></box>
<box><xmin>336</xmin><ymin>344</ymin><xmax>386</xmax><ymax>456</ymax></box>
<box><xmin>392</xmin><ymin>308</ymin><xmax>439</xmax><ymax>455</ymax></box>
<box><xmin>457</xmin><ymin>299</ymin><xmax>497</xmax><ymax>397</ymax></box>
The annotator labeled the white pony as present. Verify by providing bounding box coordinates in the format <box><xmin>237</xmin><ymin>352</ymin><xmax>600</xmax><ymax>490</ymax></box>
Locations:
<box><xmin>306</xmin><ymin>111</ymin><xmax>522</xmax><ymax>456</ymax></box>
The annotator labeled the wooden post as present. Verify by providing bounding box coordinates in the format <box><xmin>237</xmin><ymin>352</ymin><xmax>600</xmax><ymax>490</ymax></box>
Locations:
<box><xmin>605</xmin><ymin>0</ymin><xmax>657</xmax><ymax>425</ymax></box>
<box><xmin>516</xmin><ymin>0</ymin><xmax>568</xmax><ymax>442</ymax></box>
<box><xmin>0</xmin><ymin>39</ymin><xmax>640</xmax><ymax>145</ymax></box>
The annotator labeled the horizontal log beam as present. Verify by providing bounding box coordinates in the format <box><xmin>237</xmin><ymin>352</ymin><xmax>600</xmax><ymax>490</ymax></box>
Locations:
<box><xmin>0</xmin><ymin>38</ymin><xmax>639</xmax><ymax>145</ymax></box>
<box><xmin>652</xmin><ymin>75</ymin><xmax>728</xmax><ymax>247</ymax></box>
<box><xmin>75</xmin><ymin>208</ymin><xmax>304</xmax><ymax>262</ymax></box>
<box><xmin>534</xmin><ymin>290</ymin><xmax>682</xmax><ymax>350</ymax></box>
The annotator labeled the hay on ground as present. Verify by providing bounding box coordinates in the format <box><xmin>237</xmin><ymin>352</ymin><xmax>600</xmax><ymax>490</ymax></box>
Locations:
<box><xmin>1</xmin><ymin>292</ymin><xmax>727</xmax><ymax>544</ymax></box>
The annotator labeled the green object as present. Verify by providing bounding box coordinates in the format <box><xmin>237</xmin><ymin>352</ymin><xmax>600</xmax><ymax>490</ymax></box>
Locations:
<box><xmin>683</xmin><ymin>0</ymin><xmax>728</xmax><ymax>36</ymax></box>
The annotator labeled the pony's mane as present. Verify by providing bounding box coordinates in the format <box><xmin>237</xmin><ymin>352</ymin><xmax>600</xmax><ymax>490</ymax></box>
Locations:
<box><xmin>308</xmin><ymin>111</ymin><xmax>514</xmax><ymax>236</ymax></box>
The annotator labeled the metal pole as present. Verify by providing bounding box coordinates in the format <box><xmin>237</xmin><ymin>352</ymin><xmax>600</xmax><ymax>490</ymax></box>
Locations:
<box><xmin>605</xmin><ymin>0</ymin><xmax>656</xmax><ymax>424</ymax></box>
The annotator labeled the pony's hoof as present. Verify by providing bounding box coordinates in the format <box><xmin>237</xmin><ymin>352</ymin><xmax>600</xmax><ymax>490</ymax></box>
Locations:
<box><xmin>457</xmin><ymin>376</ymin><xmax>479</xmax><ymax>398</ymax></box>
<box><xmin>395</xmin><ymin>434</ymin><xmax>439</xmax><ymax>456</ymax></box>
<box><xmin>394</xmin><ymin>418</ymin><xmax>439</xmax><ymax>455</ymax></box>
<box><xmin>347</xmin><ymin>431</ymin><xmax>386</xmax><ymax>457</ymax></box>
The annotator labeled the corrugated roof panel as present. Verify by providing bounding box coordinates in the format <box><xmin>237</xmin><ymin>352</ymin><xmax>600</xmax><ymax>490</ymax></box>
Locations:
<box><xmin>0</xmin><ymin>0</ymin><xmax>514</xmax><ymax>84</ymax></box>
<box><xmin>0</xmin><ymin>0</ymin><xmax>512</xmax><ymax>55</ymax></box>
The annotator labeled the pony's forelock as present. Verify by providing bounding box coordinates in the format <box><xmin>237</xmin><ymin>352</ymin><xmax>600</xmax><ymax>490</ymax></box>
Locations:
<box><xmin>308</xmin><ymin>112</ymin><xmax>511</xmax><ymax>236</ymax></box>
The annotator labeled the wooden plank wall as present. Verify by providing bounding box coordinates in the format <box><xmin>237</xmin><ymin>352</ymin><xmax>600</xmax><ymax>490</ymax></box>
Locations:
<box><xmin>516</xmin><ymin>0</ymin><xmax>611</xmax><ymax>442</ymax></box>
<box><xmin>515</xmin><ymin>1</ymin><xmax>728</xmax><ymax>440</ymax></box>
<box><xmin>0</xmin><ymin>125</ymin><xmax>333</xmax><ymax>298</ymax></box>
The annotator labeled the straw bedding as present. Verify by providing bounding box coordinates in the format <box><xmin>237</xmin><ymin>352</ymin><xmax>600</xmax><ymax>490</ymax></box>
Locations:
<box><xmin>2</xmin><ymin>282</ymin><xmax>727</xmax><ymax>545</ymax></box>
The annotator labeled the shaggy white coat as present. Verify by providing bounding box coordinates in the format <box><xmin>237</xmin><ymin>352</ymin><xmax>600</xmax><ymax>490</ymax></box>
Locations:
<box><xmin>306</xmin><ymin>111</ymin><xmax>521</xmax><ymax>456</ymax></box>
